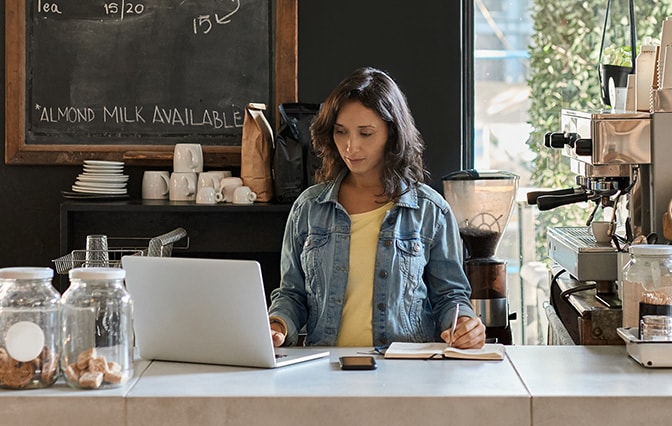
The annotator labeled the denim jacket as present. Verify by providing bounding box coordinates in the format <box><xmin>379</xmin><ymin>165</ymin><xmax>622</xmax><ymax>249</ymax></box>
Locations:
<box><xmin>269</xmin><ymin>170</ymin><xmax>475</xmax><ymax>347</ymax></box>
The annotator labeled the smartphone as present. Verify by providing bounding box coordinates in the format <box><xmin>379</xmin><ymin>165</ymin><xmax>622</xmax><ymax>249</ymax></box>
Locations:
<box><xmin>339</xmin><ymin>356</ymin><xmax>377</xmax><ymax>370</ymax></box>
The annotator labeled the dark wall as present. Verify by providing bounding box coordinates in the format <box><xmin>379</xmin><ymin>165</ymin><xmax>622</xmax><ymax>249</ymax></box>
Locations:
<box><xmin>297</xmin><ymin>1</ymin><xmax>463</xmax><ymax>190</ymax></box>
<box><xmin>0</xmin><ymin>1</ymin><xmax>463</xmax><ymax>270</ymax></box>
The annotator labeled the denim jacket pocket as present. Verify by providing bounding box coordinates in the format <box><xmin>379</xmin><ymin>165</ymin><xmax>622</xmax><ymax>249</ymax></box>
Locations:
<box><xmin>300</xmin><ymin>232</ymin><xmax>330</xmax><ymax>279</ymax></box>
<box><xmin>395</xmin><ymin>237</ymin><xmax>432</xmax><ymax>336</ymax></box>
<box><xmin>395</xmin><ymin>238</ymin><xmax>425</xmax><ymax>279</ymax></box>
<box><xmin>300</xmin><ymin>232</ymin><xmax>330</xmax><ymax>327</ymax></box>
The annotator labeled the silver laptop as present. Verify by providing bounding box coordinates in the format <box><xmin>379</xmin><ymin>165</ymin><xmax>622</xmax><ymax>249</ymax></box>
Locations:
<box><xmin>121</xmin><ymin>256</ymin><xmax>329</xmax><ymax>368</ymax></box>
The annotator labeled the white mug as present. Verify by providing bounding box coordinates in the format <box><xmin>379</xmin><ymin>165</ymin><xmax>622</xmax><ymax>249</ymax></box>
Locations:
<box><xmin>589</xmin><ymin>221</ymin><xmax>612</xmax><ymax>244</ymax></box>
<box><xmin>209</xmin><ymin>170</ymin><xmax>233</xmax><ymax>180</ymax></box>
<box><xmin>169</xmin><ymin>172</ymin><xmax>197</xmax><ymax>201</ymax></box>
<box><xmin>142</xmin><ymin>171</ymin><xmax>170</xmax><ymax>200</ymax></box>
<box><xmin>198</xmin><ymin>171</ymin><xmax>224</xmax><ymax>192</ymax></box>
<box><xmin>196</xmin><ymin>186</ymin><xmax>217</xmax><ymax>205</ymax></box>
<box><xmin>232</xmin><ymin>185</ymin><xmax>257</xmax><ymax>205</ymax></box>
<box><xmin>217</xmin><ymin>177</ymin><xmax>244</xmax><ymax>203</ymax></box>
<box><xmin>173</xmin><ymin>143</ymin><xmax>203</xmax><ymax>173</ymax></box>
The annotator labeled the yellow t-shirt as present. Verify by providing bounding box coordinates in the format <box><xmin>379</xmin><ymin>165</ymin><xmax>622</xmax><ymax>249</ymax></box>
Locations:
<box><xmin>337</xmin><ymin>202</ymin><xmax>394</xmax><ymax>346</ymax></box>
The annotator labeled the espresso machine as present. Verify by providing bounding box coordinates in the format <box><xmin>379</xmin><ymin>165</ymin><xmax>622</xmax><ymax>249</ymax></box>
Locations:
<box><xmin>443</xmin><ymin>170</ymin><xmax>519</xmax><ymax>344</ymax></box>
<box><xmin>529</xmin><ymin>109</ymin><xmax>672</xmax><ymax>344</ymax></box>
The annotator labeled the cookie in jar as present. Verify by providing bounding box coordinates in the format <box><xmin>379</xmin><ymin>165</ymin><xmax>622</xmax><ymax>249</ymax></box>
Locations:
<box><xmin>60</xmin><ymin>267</ymin><xmax>133</xmax><ymax>389</ymax></box>
<box><xmin>0</xmin><ymin>267</ymin><xmax>60</xmax><ymax>389</ymax></box>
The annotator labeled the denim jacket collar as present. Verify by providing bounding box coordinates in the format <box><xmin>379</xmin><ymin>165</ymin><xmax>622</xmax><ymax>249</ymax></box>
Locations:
<box><xmin>315</xmin><ymin>169</ymin><xmax>420</xmax><ymax>210</ymax></box>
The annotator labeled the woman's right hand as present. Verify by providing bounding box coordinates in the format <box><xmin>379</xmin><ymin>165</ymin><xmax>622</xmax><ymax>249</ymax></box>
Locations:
<box><xmin>270</xmin><ymin>324</ymin><xmax>286</xmax><ymax>347</ymax></box>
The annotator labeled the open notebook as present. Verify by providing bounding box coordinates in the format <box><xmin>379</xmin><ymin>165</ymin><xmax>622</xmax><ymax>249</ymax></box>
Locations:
<box><xmin>384</xmin><ymin>342</ymin><xmax>505</xmax><ymax>361</ymax></box>
<box><xmin>121</xmin><ymin>256</ymin><xmax>329</xmax><ymax>368</ymax></box>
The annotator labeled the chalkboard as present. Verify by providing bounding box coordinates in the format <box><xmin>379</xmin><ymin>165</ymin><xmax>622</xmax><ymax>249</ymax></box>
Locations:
<box><xmin>5</xmin><ymin>0</ymin><xmax>298</xmax><ymax>165</ymax></box>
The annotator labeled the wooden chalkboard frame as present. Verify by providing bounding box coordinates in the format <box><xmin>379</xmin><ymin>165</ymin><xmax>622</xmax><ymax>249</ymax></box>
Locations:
<box><xmin>4</xmin><ymin>0</ymin><xmax>298</xmax><ymax>166</ymax></box>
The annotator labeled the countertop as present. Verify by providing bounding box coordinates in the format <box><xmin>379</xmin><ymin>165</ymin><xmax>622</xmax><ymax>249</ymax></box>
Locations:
<box><xmin>1</xmin><ymin>346</ymin><xmax>671</xmax><ymax>426</ymax></box>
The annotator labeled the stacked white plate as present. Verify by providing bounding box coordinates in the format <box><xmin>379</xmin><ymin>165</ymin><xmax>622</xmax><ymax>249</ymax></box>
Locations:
<box><xmin>71</xmin><ymin>160</ymin><xmax>129</xmax><ymax>195</ymax></box>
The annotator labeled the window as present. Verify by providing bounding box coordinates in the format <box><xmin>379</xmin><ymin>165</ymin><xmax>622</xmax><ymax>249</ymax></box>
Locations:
<box><xmin>472</xmin><ymin>0</ymin><xmax>672</xmax><ymax>345</ymax></box>
<box><xmin>473</xmin><ymin>0</ymin><xmax>541</xmax><ymax>345</ymax></box>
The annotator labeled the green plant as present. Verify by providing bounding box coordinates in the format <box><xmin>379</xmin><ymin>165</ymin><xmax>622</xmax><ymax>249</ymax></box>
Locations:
<box><xmin>602</xmin><ymin>45</ymin><xmax>634</xmax><ymax>66</ymax></box>
<box><xmin>527</xmin><ymin>0</ymin><xmax>672</xmax><ymax>260</ymax></box>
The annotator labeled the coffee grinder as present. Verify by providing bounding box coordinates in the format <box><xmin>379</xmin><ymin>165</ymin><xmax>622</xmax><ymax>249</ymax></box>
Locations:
<box><xmin>442</xmin><ymin>170</ymin><xmax>519</xmax><ymax>344</ymax></box>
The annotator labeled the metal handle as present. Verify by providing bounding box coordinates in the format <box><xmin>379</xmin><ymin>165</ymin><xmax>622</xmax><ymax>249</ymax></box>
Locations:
<box><xmin>537</xmin><ymin>192</ymin><xmax>590</xmax><ymax>211</ymax></box>
<box><xmin>527</xmin><ymin>188</ymin><xmax>579</xmax><ymax>205</ymax></box>
<box><xmin>147</xmin><ymin>227</ymin><xmax>188</xmax><ymax>257</ymax></box>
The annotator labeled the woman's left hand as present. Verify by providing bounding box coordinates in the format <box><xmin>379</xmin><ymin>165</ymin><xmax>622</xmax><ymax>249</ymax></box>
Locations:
<box><xmin>440</xmin><ymin>316</ymin><xmax>486</xmax><ymax>349</ymax></box>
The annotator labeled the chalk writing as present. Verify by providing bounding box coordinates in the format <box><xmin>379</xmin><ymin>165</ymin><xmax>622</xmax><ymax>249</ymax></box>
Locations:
<box><xmin>151</xmin><ymin>106</ymin><xmax>243</xmax><ymax>129</ymax></box>
<box><xmin>37</xmin><ymin>105</ymin><xmax>95</xmax><ymax>123</ymax></box>
<box><xmin>193</xmin><ymin>0</ymin><xmax>240</xmax><ymax>34</ymax></box>
<box><xmin>104</xmin><ymin>1</ymin><xmax>146</xmax><ymax>19</ymax></box>
<box><xmin>36</xmin><ymin>0</ymin><xmax>242</xmax><ymax>36</ymax></box>
<box><xmin>22</xmin><ymin>0</ymin><xmax>271</xmax><ymax>152</ymax></box>
<box><xmin>34</xmin><ymin>104</ymin><xmax>245</xmax><ymax>130</ymax></box>
<box><xmin>37</xmin><ymin>0</ymin><xmax>63</xmax><ymax>15</ymax></box>
<box><xmin>104</xmin><ymin>106</ymin><xmax>146</xmax><ymax>124</ymax></box>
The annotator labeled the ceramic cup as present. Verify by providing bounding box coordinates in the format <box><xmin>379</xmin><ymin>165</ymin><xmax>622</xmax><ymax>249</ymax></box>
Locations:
<box><xmin>209</xmin><ymin>170</ymin><xmax>233</xmax><ymax>180</ymax></box>
<box><xmin>232</xmin><ymin>185</ymin><xmax>257</xmax><ymax>205</ymax></box>
<box><xmin>173</xmin><ymin>143</ymin><xmax>203</xmax><ymax>173</ymax></box>
<box><xmin>169</xmin><ymin>172</ymin><xmax>197</xmax><ymax>201</ymax></box>
<box><xmin>217</xmin><ymin>177</ymin><xmax>244</xmax><ymax>203</ymax></box>
<box><xmin>142</xmin><ymin>171</ymin><xmax>170</xmax><ymax>200</ymax></box>
<box><xmin>624</xmin><ymin>74</ymin><xmax>636</xmax><ymax>111</ymax></box>
<box><xmin>198</xmin><ymin>171</ymin><xmax>224</xmax><ymax>192</ymax></box>
<box><xmin>590</xmin><ymin>221</ymin><xmax>612</xmax><ymax>243</ymax></box>
<box><xmin>196</xmin><ymin>186</ymin><xmax>217</xmax><ymax>205</ymax></box>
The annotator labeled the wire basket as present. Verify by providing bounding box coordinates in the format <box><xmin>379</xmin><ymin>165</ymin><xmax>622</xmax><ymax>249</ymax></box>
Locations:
<box><xmin>53</xmin><ymin>227</ymin><xmax>189</xmax><ymax>275</ymax></box>
<box><xmin>52</xmin><ymin>249</ymin><xmax>145</xmax><ymax>275</ymax></box>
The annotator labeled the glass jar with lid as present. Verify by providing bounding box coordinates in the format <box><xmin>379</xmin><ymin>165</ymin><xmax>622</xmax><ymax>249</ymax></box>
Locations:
<box><xmin>0</xmin><ymin>267</ymin><xmax>60</xmax><ymax>389</ymax></box>
<box><xmin>621</xmin><ymin>245</ymin><xmax>672</xmax><ymax>332</ymax></box>
<box><xmin>60</xmin><ymin>267</ymin><xmax>133</xmax><ymax>389</ymax></box>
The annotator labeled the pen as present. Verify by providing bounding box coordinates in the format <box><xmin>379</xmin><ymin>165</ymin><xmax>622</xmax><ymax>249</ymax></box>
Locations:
<box><xmin>450</xmin><ymin>303</ymin><xmax>460</xmax><ymax>347</ymax></box>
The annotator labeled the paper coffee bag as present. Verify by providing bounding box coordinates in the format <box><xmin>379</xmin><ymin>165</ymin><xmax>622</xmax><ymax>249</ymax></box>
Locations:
<box><xmin>240</xmin><ymin>103</ymin><xmax>274</xmax><ymax>202</ymax></box>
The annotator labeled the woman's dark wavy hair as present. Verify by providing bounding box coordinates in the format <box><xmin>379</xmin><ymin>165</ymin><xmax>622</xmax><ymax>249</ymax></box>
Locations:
<box><xmin>311</xmin><ymin>67</ymin><xmax>427</xmax><ymax>200</ymax></box>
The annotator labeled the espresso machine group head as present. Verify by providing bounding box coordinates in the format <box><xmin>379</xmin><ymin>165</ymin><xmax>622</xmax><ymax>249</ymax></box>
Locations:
<box><xmin>532</xmin><ymin>109</ymin><xmax>672</xmax><ymax>246</ymax></box>
<box><xmin>531</xmin><ymin>109</ymin><xmax>672</xmax><ymax>310</ymax></box>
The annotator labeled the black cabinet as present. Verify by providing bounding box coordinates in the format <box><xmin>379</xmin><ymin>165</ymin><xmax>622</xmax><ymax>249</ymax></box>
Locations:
<box><xmin>59</xmin><ymin>200</ymin><xmax>291</xmax><ymax>299</ymax></box>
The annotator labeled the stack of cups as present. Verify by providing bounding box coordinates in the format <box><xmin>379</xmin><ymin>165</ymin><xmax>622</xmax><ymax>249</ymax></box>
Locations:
<box><xmin>635</xmin><ymin>45</ymin><xmax>656</xmax><ymax>112</ymax></box>
<box><xmin>659</xmin><ymin>18</ymin><xmax>672</xmax><ymax>90</ymax></box>
<box><xmin>169</xmin><ymin>144</ymin><xmax>202</xmax><ymax>201</ymax></box>
<box><xmin>197</xmin><ymin>170</ymin><xmax>231</xmax><ymax>204</ymax></box>
<box><xmin>215</xmin><ymin>177</ymin><xmax>257</xmax><ymax>204</ymax></box>
<box><xmin>141</xmin><ymin>143</ymin><xmax>238</xmax><ymax>204</ymax></box>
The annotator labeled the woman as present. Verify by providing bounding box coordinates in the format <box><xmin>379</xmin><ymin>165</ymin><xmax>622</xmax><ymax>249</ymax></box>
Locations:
<box><xmin>268</xmin><ymin>67</ymin><xmax>485</xmax><ymax>349</ymax></box>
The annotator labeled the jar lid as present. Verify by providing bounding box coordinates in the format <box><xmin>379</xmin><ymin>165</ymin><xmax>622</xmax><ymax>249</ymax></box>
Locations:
<box><xmin>69</xmin><ymin>267</ymin><xmax>126</xmax><ymax>281</ymax></box>
<box><xmin>0</xmin><ymin>267</ymin><xmax>54</xmax><ymax>280</ymax></box>
<box><xmin>629</xmin><ymin>244</ymin><xmax>672</xmax><ymax>256</ymax></box>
